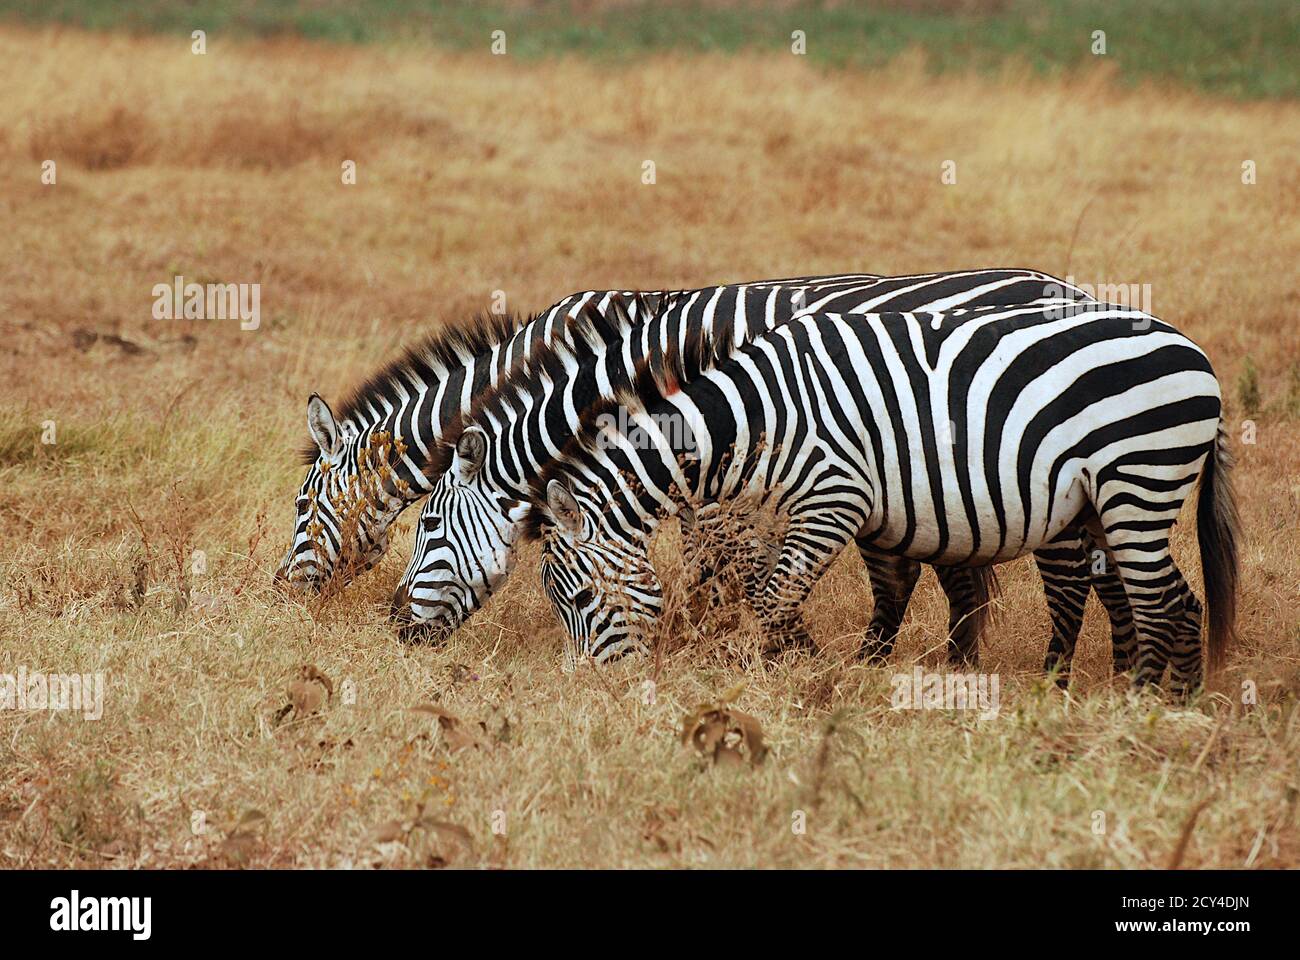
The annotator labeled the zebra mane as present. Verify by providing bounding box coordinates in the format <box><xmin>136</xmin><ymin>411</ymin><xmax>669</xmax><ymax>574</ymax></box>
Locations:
<box><xmin>521</xmin><ymin>323</ymin><xmax>724</xmax><ymax>539</ymax></box>
<box><xmin>298</xmin><ymin>310</ymin><xmax>531</xmax><ymax>464</ymax></box>
<box><xmin>433</xmin><ymin>291</ymin><xmax>669</xmax><ymax>465</ymax></box>
<box><xmin>530</xmin><ymin>292</ymin><xmax>657</xmax><ymax>385</ymax></box>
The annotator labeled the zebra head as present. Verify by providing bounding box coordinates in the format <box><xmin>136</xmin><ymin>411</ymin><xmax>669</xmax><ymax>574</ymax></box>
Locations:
<box><xmin>537</xmin><ymin>478</ymin><xmax>662</xmax><ymax>666</ymax></box>
<box><xmin>390</xmin><ymin>426</ymin><xmax>526</xmax><ymax>640</ymax></box>
<box><xmin>275</xmin><ymin>394</ymin><xmax>394</xmax><ymax>591</ymax></box>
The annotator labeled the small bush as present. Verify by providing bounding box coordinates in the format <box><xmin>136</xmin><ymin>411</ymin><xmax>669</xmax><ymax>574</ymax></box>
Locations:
<box><xmin>1236</xmin><ymin>357</ymin><xmax>1262</xmax><ymax>416</ymax></box>
<box><xmin>29</xmin><ymin>106</ymin><xmax>154</xmax><ymax>170</ymax></box>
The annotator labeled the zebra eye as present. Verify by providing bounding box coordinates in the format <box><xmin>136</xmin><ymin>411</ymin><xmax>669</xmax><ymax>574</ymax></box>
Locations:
<box><xmin>571</xmin><ymin>588</ymin><xmax>594</xmax><ymax>608</ymax></box>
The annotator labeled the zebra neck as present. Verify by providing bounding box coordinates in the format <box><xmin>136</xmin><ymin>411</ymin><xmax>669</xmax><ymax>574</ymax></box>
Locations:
<box><xmin>349</xmin><ymin>361</ymin><xmax>476</xmax><ymax>504</ymax></box>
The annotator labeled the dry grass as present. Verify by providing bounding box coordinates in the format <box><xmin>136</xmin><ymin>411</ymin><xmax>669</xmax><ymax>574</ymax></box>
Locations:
<box><xmin>1</xmin><ymin>27</ymin><xmax>1298</xmax><ymax>868</ymax></box>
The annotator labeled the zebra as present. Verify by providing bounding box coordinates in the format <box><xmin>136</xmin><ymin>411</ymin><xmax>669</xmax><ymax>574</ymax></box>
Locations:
<box><xmin>275</xmin><ymin>289</ymin><xmax>655</xmax><ymax>591</ymax></box>
<box><xmin>278</xmin><ymin>270</ymin><xmax>1116</xmax><ymax>674</ymax></box>
<box><xmin>521</xmin><ymin>302</ymin><xmax>1238</xmax><ymax>695</ymax></box>
<box><xmin>392</xmin><ymin>288</ymin><xmax>1147</xmax><ymax>683</ymax></box>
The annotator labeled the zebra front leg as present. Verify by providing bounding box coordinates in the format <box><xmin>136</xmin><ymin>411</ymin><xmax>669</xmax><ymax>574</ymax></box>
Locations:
<box><xmin>755</xmin><ymin>520</ymin><xmax>853</xmax><ymax>659</ymax></box>
<box><xmin>753</xmin><ymin>562</ymin><xmax>817</xmax><ymax>659</ymax></box>
<box><xmin>855</xmin><ymin>542</ymin><xmax>921</xmax><ymax>664</ymax></box>
<box><xmin>758</xmin><ymin>611</ymin><xmax>817</xmax><ymax>657</ymax></box>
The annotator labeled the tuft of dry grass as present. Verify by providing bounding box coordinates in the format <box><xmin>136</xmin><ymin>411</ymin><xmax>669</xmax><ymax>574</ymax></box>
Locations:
<box><xmin>1</xmin><ymin>27</ymin><xmax>1298</xmax><ymax>868</ymax></box>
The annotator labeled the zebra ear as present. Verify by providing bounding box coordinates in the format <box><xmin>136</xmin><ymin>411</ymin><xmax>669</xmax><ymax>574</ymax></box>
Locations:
<box><xmin>546</xmin><ymin>479</ymin><xmax>582</xmax><ymax>535</ymax></box>
<box><xmin>455</xmin><ymin>427</ymin><xmax>488</xmax><ymax>481</ymax></box>
<box><xmin>307</xmin><ymin>394</ymin><xmax>339</xmax><ymax>456</ymax></box>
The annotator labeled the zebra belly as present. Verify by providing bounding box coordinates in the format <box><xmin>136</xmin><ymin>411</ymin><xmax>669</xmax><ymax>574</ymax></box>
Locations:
<box><xmin>860</xmin><ymin>469</ymin><xmax>1089</xmax><ymax>566</ymax></box>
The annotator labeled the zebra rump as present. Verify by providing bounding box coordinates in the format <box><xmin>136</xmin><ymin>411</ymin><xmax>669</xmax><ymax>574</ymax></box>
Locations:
<box><xmin>525</xmin><ymin>301</ymin><xmax>1238</xmax><ymax>693</ymax></box>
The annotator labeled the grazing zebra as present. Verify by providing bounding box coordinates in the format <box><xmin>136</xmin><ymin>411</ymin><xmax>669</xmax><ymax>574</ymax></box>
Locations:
<box><xmin>276</xmin><ymin>288</ymin><xmax>658</xmax><ymax>590</ymax></box>
<box><xmin>280</xmin><ymin>269</ymin><xmax>1116</xmax><ymax>674</ymax></box>
<box><xmin>393</xmin><ymin>288</ymin><xmax>1146</xmax><ymax>683</ymax></box>
<box><xmin>523</xmin><ymin>302</ymin><xmax>1238</xmax><ymax>694</ymax></box>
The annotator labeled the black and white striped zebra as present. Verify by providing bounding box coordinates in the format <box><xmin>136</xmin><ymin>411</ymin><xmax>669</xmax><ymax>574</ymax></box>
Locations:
<box><xmin>524</xmin><ymin>302</ymin><xmax>1238</xmax><ymax>694</ymax></box>
<box><xmin>276</xmin><ymin>290</ymin><xmax>657</xmax><ymax>590</ymax></box>
<box><xmin>393</xmin><ymin>284</ymin><xmax>1148</xmax><ymax>682</ymax></box>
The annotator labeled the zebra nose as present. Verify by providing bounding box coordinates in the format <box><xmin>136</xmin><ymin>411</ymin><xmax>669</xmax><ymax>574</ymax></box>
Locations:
<box><xmin>394</xmin><ymin>615</ymin><xmax>451</xmax><ymax>647</ymax></box>
<box><xmin>275</xmin><ymin>562</ymin><xmax>323</xmax><ymax>595</ymax></box>
<box><xmin>390</xmin><ymin>584</ymin><xmax>413</xmax><ymax>623</ymax></box>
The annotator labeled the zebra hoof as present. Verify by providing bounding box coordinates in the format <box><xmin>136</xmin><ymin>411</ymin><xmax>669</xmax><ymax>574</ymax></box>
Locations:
<box><xmin>859</xmin><ymin>640</ymin><xmax>893</xmax><ymax>666</ymax></box>
<box><xmin>394</xmin><ymin>620</ymin><xmax>452</xmax><ymax>647</ymax></box>
<box><xmin>760</xmin><ymin>636</ymin><xmax>816</xmax><ymax>661</ymax></box>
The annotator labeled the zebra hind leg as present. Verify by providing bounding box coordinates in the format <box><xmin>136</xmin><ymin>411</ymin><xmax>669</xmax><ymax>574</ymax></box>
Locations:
<box><xmin>1079</xmin><ymin>528</ymin><xmax>1138</xmax><ymax>675</ymax></box>
<box><xmin>1095</xmin><ymin>509</ymin><xmax>1203</xmax><ymax>696</ymax></box>
<box><xmin>1032</xmin><ymin>526</ymin><xmax>1092</xmax><ymax>687</ymax></box>
<box><xmin>933</xmin><ymin>565</ymin><xmax>995</xmax><ymax>668</ymax></box>
<box><xmin>856</xmin><ymin>544</ymin><xmax>922</xmax><ymax>664</ymax></box>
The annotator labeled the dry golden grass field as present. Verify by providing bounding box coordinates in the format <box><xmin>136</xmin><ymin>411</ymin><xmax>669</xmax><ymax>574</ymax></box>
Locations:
<box><xmin>1</xmin><ymin>25</ymin><xmax>1298</xmax><ymax>869</ymax></box>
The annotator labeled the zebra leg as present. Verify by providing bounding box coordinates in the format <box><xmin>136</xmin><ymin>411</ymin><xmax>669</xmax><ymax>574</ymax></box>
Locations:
<box><xmin>679</xmin><ymin>506</ymin><xmax>749</xmax><ymax>623</ymax></box>
<box><xmin>1034</xmin><ymin>519</ymin><xmax>1140</xmax><ymax>686</ymax></box>
<box><xmin>1079</xmin><ymin>528</ymin><xmax>1139</xmax><ymax>675</ymax></box>
<box><xmin>756</xmin><ymin>522</ymin><xmax>854</xmax><ymax>658</ymax></box>
<box><xmin>1033</xmin><ymin>526</ymin><xmax>1091</xmax><ymax>687</ymax></box>
<box><xmin>1164</xmin><ymin>587</ymin><xmax>1205</xmax><ymax>699</ymax></box>
<box><xmin>1091</xmin><ymin>509</ymin><xmax>1202</xmax><ymax>695</ymax></box>
<box><xmin>933</xmin><ymin>565</ymin><xmax>988</xmax><ymax>668</ymax></box>
<box><xmin>855</xmin><ymin>543</ymin><xmax>921</xmax><ymax>664</ymax></box>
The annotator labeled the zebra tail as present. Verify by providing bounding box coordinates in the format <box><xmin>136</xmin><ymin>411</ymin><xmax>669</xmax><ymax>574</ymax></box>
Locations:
<box><xmin>1197</xmin><ymin>421</ymin><xmax>1240</xmax><ymax>675</ymax></box>
<box><xmin>966</xmin><ymin>564</ymin><xmax>1002</xmax><ymax>638</ymax></box>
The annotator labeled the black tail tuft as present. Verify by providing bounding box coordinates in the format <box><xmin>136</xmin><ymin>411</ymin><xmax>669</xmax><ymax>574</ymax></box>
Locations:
<box><xmin>1197</xmin><ymin>422</ymin><xmax>1240</xmax><ymax>675</ymax></box>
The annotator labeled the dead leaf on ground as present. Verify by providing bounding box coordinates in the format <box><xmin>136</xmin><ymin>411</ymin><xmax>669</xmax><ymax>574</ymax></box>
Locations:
<box><xmin>365</xmin><ymin>812</ymin><xmax>474</xmax><ymax>867</ymax></box>
<box><xmin>448</xmin><ymin>663</ymin><xmax>479</xmax><ymax>683</ymax></box>
<box><xmin>421</xmin><ymin>819</ymin><xmax>475</xmax><ymax>867</ymax></box>
<box><xmin>275</xmin><ymin>664</ymin><xmax>334</xmax><ymax>724</ymax></box>
<box><xmin>219</xmin><ymin>832</ymin><xmax>259</xmax><ymax>865</ymax></box>
<box><xmin>642</xmin><ymin>805</ymin><xmax>682</xmax><ymax>854</ymax></box>
<box><xmin>366</xmin><ymin>820</ymin><xmax>406</xmax><ymax>846</ymax></box>
<box><xmin>233</xmin><ymin>809</ymin><xmax>268</xmax><ymax>832</ymax></box>
<box><xmin>421</xmin><ymin>819</ymin><xmax>475</xmax><ymax>853</ymax></box>
<box><xmin>295</xmin><ymin>735</ymin><xmax>355</xmax><ymax>773</ymax></box>
<box><xmin>410</xmin><ymin>703</ymin><xmax>488</xmax><ymax>753</ymax></box>
<box><xmin>218</xmin><ymin>808</ymin><xmax>268</xmax><ymax>867</ymax></box>
<box><xmin>190</xmin><ymin>591</ymin><xmax>229</xmax><ymax>617</ymax></box>
<box><xmin>99</xmin><ymin>839</ymin><xmax>130</xmax><ymax>858</ymax></box>
<box><xmin>71</xmin><ymin>327</ymin><xmax>147</xmax><ymax>356</ymax></box>
<box><xmin>299</xmin><ymin>664</ymin><xmax>334</xmax><ymax>697</ymax></box>
<box><xmin>681</xmin><ymin>692</ymin><xmax>768</xmax><ymax>768</ymax></box>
